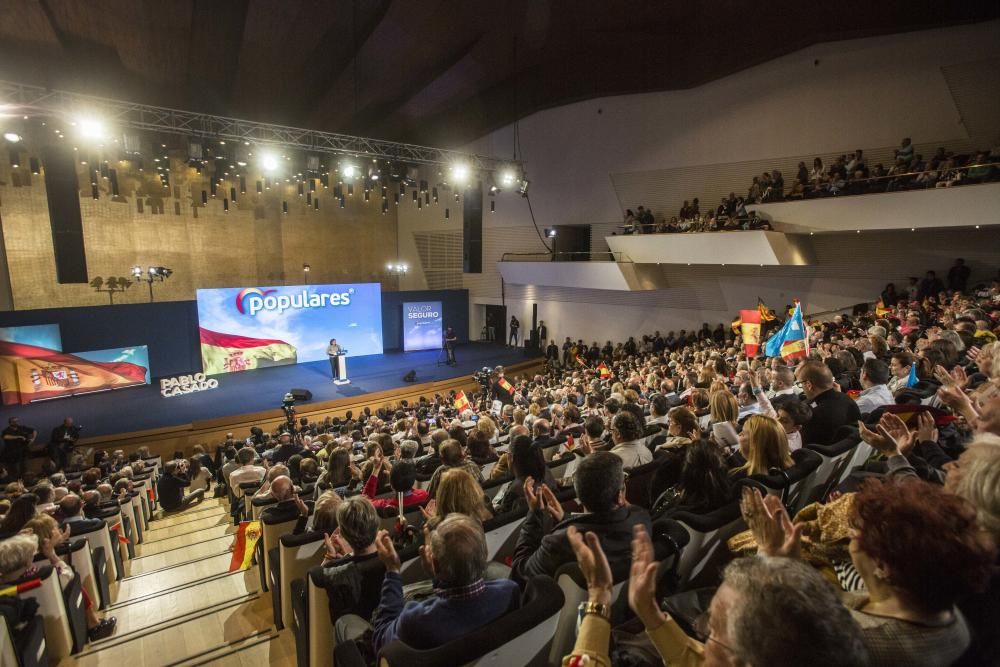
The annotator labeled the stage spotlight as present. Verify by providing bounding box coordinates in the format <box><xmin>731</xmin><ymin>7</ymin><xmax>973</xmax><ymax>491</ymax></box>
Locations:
<box><xmin>499</xmin><ymin>168</ymin><xmax>517</xmax><ymax>188</ymax></box>
<box><xmin>341</xmin><ymin>163</ymin><xmax>357</xmax><ymax>179</ymax></box>
<box><xmin>131</xmin><ymin>265</ymin><xmax>142</xmax><ymax>278</ymax></box>
<box><xmin>544</xmin><ymin>228</ymin><xmax>557</xmax><ymax>238</ymax></box>
<box><xmin>76</xmin><ymin>116</ymin><xmax>108</xmax><ymax>141</ymax></box>
<box><xmin>3</xmin><ymin>132</ymin><xmax>21</xmax><ymax>143</ymax></box>
<box><xmin>518</xmin><ymin>178</ymin><xmax>530</xmax><ymax>196</ymax></box>
<box><xmin>451</xmin><ymin>163</ymin><xmax>470</xmax><ymax>185</ymax></box>
<box><xmin>260</xmin><ymin>151</ymin><xmax>279</xmax><ymax>172</ymax></box>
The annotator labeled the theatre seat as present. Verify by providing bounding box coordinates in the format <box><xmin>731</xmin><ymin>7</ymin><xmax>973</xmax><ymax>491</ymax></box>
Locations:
<box><xmin>3</xmin><ymin>612</ymin><xmax>47</xmax><ymax>667</ymax></box>
<box><xmin>745</xmin><ymin>448</ymin><xmax>823</xmax><ymax>514</ymax></box>
<box><xmin>18</xmin><ymin>565</ymin><xmax>73</xmax><ymax>661</ymax></box>
<box><xmin>483</xmin><ymin>509</ymin><xmax>527</xmax><ymax>564</ymax></box>
<box><xmin>481</xmin><ymin>475</ymin><xmax>512</xmax><ymax>502</ymax></box>
<box><xmin>259</xmin><ymin>511</ymin><xmax>304</xmax><ymax>594</ymax></box>
<box><xmin>801</xmin><ymin>431</ymin><xmax>862</xmax><ymax>509</ymax></box>
<box><xmin>272</xmin><ymin>531</ymin><xmax>326</xmax><ymax>630</ymax></box>
<box><xmin>61</xmin><ymin>537</ymin><xmax>100</xmax><ymax>614</ymax></box>
<box><xmin>334</xmin><ymin>575</ymin><xmax>564</xmax><ymax>667</ymax></box>
<box><xmin>624</xmin><ymin>458</ymin><xmax>665</xmax><ymax>509</ymax></box>
<box><xmin>671</xmin><ymin>500</ymin><xmax>744</xmax><ymax>589</ymax></box>
<box><xmin>549</xmin><ymin>563</ymin><xmax>628</xmax><ymax>665</ymax></box>
<box><xmin>305</xmin><ymin>567</ymin><xmax>334</xmax><ymax>667</ymax></box>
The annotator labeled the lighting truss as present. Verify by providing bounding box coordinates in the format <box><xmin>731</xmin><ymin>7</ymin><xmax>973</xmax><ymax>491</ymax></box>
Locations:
<box><xmin>0</xmin><ymin>80</ymin><xmax>503</xmax><ymax>170</ymax></box>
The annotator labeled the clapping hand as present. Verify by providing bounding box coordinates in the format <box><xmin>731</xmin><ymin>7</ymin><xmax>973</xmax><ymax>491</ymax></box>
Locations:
<box><xmin>524</xmin><ymin>477</ymin><xmax>564</xmax><ymax>522</ymax></box>
<box><xmin>293</xmin><ymin>494</ymin><xmax>308</xmax><ymax>517</ymax></box>
<box><xmin>374</xmin><ymin>529</ymin><xmax>401</xmax><ymax>573</ymax></box>
<box><xmin>323</xmin><ymin>529</ymin><xmax>353</xmax><ymax>561</ymax></box>
<box><xmin>914</xmin><ymin>411</ymin><xmax>938</xmax><ymax>445</ymax></box>
<box><xmin>740</xmin><ymin>486</ymin><xmax>803</xmax><ymax>559</ymax></box>
<box><xmin>568</xmin><ymin>526</ymin><xmax>613</xmax><ymax>605</ymax></box>
<box><xmin>629</xmin><ymin>525</ymin><xmax>666</xmax><ymax>631</ymax></box>
<box><xmin>418</xmin><ymin>499</ymin><xmax>437</xmax><ymax>521</ymax></box>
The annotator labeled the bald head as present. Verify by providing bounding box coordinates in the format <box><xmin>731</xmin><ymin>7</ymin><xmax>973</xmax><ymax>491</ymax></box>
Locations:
<box><xmin>59</xmin><ymin>493</ymin><xmax>83</xmax><ymax>518</ymax></box>
<box><xmin>270</xmin><ymin>475</ymin><xmax>294</xmax><ymax>502</ymax></box>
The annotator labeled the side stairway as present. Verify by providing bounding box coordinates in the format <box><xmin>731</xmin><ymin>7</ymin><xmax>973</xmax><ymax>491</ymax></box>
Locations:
<box><xmin>63</xmin><ymin>496</ymin><xmax>296</xmax><ymax>667</ymax></box>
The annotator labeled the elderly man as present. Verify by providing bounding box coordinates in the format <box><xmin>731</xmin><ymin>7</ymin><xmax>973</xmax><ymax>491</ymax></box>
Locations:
<box><xmin>317</xmin><ymin>497</ymin><xmax>385</xmax><ymax>629</ymax></box>
<box><xmin>796</xmin><ymin>361</ymin><xmax>861</xmax><ymax>446</ymax></box>
<box><xmin>767</xmin><ymin>366</ymin><xmax>798</xmax><ymax>399</ymax></box>
<box><xmin>258</xmin><ymin>475</ymin><xmax>310</xmax><ymax>534</ymax></box>
<box><xmin>58</xmin><ymin>494</ymin><xmax>106</xmax><ymax>535</ymax></box>
<box><xmin>228</xmin><ymin>448</ymin><xmax>266</xmax><ymax>495</ymax></box>
<box><xmin>608</xmin><ymin>412</ymin><xmax>652</xmax><ymax>469</ymax></box>
<box><xmin>371</xmin><ymin>514</ymin><xmax>520</xmax><ymax>652</ymax></box>
<box><xmin>511</xmin><ymin>451</ymin><xmax>651</xmax><ymax>585</ymax></box>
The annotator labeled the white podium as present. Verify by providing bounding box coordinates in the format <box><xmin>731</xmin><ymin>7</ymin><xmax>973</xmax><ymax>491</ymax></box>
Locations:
<box><xmin>334</xmin><ymin>352</ymin><xmax>350</xmax><ymax>385</ymax></box>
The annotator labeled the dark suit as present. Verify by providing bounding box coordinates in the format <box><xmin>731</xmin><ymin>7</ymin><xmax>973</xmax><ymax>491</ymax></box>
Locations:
<box><xmin>801</xmin><ymin>388</ymin><xmax>862</xmax><ymax>446</ymax></box>
<box><xmin>511</xmin><ymin>505</ymin><xmax>651</xmax><ymax>585</ymax></box>
<box><xmin>63</xmin><ymin>517</ymin><xmax>106</xmax><ymax>536</ymax></box>
<box><xmin>316</xmin><ymin>552</ymin><xmax>385</xmax><ymax>624</ymax></box>
<box><xmin>259</xmin><ymin>499</ymin><xmax>308</xmax><ymax>535</ymax></box>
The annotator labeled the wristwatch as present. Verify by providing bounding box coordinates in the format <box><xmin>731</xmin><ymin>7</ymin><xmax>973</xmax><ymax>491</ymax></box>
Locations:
<box><xmin>578</xmin><ymin>600</ymin><xmax>611</xmax><ymax>621</ymax></box>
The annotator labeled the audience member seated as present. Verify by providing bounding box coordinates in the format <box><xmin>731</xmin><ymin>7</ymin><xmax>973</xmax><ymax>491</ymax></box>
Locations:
<box><xmin>608</xmin><ymin>412</ymin><xmax>653</xmax><ymax>469</ymax></box>
<box><xmin>511</xmin><ymin>451</ymin><xmax>651</xmax><ymax>584</ymax></box>
<box><xmin>796</xmin><ymin>360</ymin><xmax>861</xmax><ymax>445</ymax></box>
<box><xmin>315</xmin><ymin>497</ymin><xmax>385</xmax><ymax>626</ymax></box>
<box><xmin>650</xmin><ymin>439</ymin><xmax>733</xmax><ymax>519</ymax></box>
<box><xmin>495</xmin><ymin>434</ymin><xmax>556</xmax><ymax>515</ymax></box>
<box><xmin>258</xmin><ymin>476</ymin><xmax>310</xmax><ymax>534</ymax></box>
<box><xmin>362</xmin><ymin>457</ymin><xmax>429</xmax><ymax>512</ymax></box>
<box><xmin>426</xmin><ymin>439</ymin><xmax>483</xmax><ymax>498</ymax></box>
<box><xmin>370</xmin><ymin>514</ymin><xmax>520</xmax><ymax>652</ymax></box>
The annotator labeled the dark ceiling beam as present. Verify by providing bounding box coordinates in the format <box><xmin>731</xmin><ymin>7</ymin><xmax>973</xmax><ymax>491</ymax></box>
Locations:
<box><xmin>355</xmin><ymin>32</ymin><xmax>485</xmax><ymax>139</ymax></box>
<box><xmin>287</xmin><ymin>0</ymin><xmax>392</xmax><ymax>125</ymax></box>
<box><xmin>184</xmin><ymin>0</ymin><xmax>250</xmax><ymax>115</ymax></box>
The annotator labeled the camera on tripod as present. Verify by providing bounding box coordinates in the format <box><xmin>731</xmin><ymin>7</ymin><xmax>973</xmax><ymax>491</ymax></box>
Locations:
<box><xmin>281</xmin><ymin>392</ymin><xmax>297</xmax><ymax>429</ymax></box>
<box><xmin>473</xmin><ymin>367</ymin><xmax>492</xmax><ymax>387</ymax></box>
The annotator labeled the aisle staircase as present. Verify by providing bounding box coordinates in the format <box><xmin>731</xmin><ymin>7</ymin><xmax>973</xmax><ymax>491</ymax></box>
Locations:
<box><xmin>64</xmin><ymin>496</ymin><xmax>295</xmax><ymax>667</ymax></box>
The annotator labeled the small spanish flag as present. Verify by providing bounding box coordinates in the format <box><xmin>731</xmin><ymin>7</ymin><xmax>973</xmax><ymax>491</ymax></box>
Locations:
<box><xmin>597</xmin><ymin>362</ymin><xmax>612</xmax><ymax>379</ymax></box>
<box><xmin>229</xmin><ymin>520</ymin><xmax>263</xmax><ymax>572</ymax></box>
<box><xmin>574</xmin><ymin>354</ymin><xmax>585</xmax><ymax>366</ymax></box>
<box><xmin>453</xmin><ymin>390</ymin><xmax>471</xmax><ymax>413</ymax></box>
<box><xmin>739</xmin><ymin>309</ymin><xmax>763</xmax><ymax>356</ymax></box>
<box><xmin>875</xmin><ymin>300</ymin><xmax>890</xmax><ymax>318</ymax></box>
<box><xmin>0</xmin><ymin>578</ymin><xmax>41</xmax><ymax>597</ymax></box>
<box><xmin>497</xmin><ymin>377</ymin><xmax>514</xmax><ymax>395</ymax></box>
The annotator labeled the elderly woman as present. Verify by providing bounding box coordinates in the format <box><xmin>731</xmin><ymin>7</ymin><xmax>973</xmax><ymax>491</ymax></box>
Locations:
<box><xmin>742</xmin><ymin>475</ymin><xmax>996</xmax><ymax>666</ymax></box>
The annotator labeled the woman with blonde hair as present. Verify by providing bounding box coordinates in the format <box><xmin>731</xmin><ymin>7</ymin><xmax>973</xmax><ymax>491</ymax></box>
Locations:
<box><xmin>475</xmin><ymin>415</ymin><xmax>498</xmax><ymax>443</ymax></box>
<box><xmin>709</xmin><ymin>390</ymin><xmax>740</xmax><ymax>448</ymax></box>
<box><xmin>427</xmin><ymin>468</ymin><xmax>492</xmax><ymax>524</ymax></box>
<box><xmin>733</xmin><ymin>414</ymin><xmax>793</xmax><ymax>478</ymax></box>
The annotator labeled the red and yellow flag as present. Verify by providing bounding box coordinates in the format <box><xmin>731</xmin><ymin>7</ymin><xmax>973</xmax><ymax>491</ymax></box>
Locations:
<box><xmin>110</xmin><ymin>522</ymin><xmax>130</xmax><ymax>545</ymax></box>
<box><xmin>0</xmin><ymin>340</ymin><xmax>148</xmax><ymax>405</ymax></box>
<box><xmin>739</xmin><ymin>310</ymin><xmax>763</xmax><ymax>356</ymax></box>
<box><xmin>497</xmin><ymin>377</ymin><xmax>514</xmax><ymax>395</ymax></box>
<box><xmin>757</xmin><ymin>298</ymin><xmax>776</xmax><ymax>322</ymax></box>
<box><xmin>453</xmin><ymin>390</ymin><xmax>471</xmax><ymax>414</ymax></box>
<box><xmin>229</xmin><ymin>520</ymin><xmax>263</xmax><ymax>572</ymax></box>
<box><xmin>574</xmin><ymin>354</ymin><xmax>588</xmax><ymax>368</ymax></box>
<box><xmin>0</xmin><ymin>578</ymin><xmax>41</xmax><ymax>597</ymax></box>
<box><xmin>874</xmin><ymin>300</ymin><xmax>890</xmax><ymax>318</ymax></box>
<box><xmin>200</xmin><ymin>328</ymin><xmax>297</xmax><ymax>375</ymax></box>
<box><xmin>597</xmin><ymin>362</ymin><xmax>612</xmax><ymax>379</ymax></box>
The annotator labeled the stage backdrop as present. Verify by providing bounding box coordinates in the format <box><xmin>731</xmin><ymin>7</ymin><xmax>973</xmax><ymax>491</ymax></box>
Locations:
<box><xmin>196</xmin><ymin>282</ymin><xmax>384</xmax><ymax>375</ymax></box>
<box><xmin>403</xmin><ymin>301</ymin><xmax>443</xmax><ymax>352</ymax></box>
<box><xmin>0</xmin><ymin>289</ymin><xmax>467</xmax><ymax>380</ymax></box>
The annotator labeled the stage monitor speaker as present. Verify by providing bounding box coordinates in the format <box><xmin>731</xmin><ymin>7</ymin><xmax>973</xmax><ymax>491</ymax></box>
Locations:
<box><xmin>402</xmin><ymin>370</ymin><xmax>417</xmax><ymax>383</ymax></box>
<box><xmin>289</xmin><ymin>388</ymin><xmax>312</xmax><ymax>401</ymax></box>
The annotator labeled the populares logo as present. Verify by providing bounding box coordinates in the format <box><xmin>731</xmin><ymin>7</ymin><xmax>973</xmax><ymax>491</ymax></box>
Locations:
<box><xmin>236</xmin><ymin>287</ymin><xmax>354</xmax><ymax>316</ymax></box>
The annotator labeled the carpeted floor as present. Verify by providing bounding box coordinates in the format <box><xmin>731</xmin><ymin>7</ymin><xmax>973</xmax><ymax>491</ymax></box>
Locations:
<box><xmin>0</xmin><ymin>343</ymin><xmax>536</xmax><ymax>438</ymax></box>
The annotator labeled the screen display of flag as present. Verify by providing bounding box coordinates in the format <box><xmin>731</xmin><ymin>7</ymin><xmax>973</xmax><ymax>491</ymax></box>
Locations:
<box><xmin>0</xmin><ymin>342</ymin><xmax>150</xmax><ymax>405</ymax></box>
<box><xmin>196</xmin><ymin>283</ymin><xmax>384</xmax><ymax>375</ymax></box>
<box><xmin>402</xmin><ymin>301</ymin><xmax>443</xmax><ymax>352</ymax></box>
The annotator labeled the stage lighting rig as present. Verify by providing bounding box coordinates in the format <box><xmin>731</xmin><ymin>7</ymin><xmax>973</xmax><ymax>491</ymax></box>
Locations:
<box><xmin>131</xmin><ymin>265</ymin><xmax>173</xmax><ymax>302</ymax></box>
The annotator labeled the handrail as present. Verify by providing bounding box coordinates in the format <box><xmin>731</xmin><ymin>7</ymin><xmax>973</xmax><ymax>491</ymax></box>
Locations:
<box><xmin>500</xmin><ymin>251</ymin><xmax>632</xmax><ymax>262</ymax></box>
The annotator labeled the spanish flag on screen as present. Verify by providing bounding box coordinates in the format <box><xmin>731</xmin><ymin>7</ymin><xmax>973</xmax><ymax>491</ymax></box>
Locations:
<box><xmin>229</xmin><ymin>521</ymin><xmax>263</xmax><ymax>572</ymax></box>
<box><xmin>0</xmin><ymin>341</ymin><xmax>148</xmax><ymax>405</ymax></box>
<box><xmin>454</xmin><ymin>390</ymin><xmax>471</xmax><ymax>413</ymax></box>
<box><xmin>764</xmin><ymin>302</ymin><xmax>808</xmax><ymax>361</ymax></box>
<box><xmin>200</xmin><ymin>328</ymin><xmax>297</xmax><ymax>375</ymax></box>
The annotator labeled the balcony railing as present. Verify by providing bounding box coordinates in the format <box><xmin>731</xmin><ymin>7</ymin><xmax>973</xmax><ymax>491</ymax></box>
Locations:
<box><xmin>500</xmin><ymin>251</ymin><xmax>632</xmax><ymax>262</ymax></box>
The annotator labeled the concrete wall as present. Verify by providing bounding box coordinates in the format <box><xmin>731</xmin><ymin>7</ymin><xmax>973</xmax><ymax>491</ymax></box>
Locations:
<box><xmin>0</xmin><ymin>151</ymin><xmax>399</xmax><ymax>310</ymax></box>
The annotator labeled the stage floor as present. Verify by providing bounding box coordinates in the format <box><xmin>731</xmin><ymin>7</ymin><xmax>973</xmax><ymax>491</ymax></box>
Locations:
<box><xmin>0</xmin><ymin>343</ymin><xmax>532</xmax><ymax>440</ymax></box>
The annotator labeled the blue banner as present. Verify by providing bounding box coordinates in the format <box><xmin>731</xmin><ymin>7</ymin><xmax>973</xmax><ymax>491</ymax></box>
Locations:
<box><xmin>403</xmin><ymin>301</ymin><xmax>443</xmax><ymax>352</ymax></box>
<box><xmin>196</xmin><ymin>283</ymin><xmax>384</xmax><ymax>374</ymax></box>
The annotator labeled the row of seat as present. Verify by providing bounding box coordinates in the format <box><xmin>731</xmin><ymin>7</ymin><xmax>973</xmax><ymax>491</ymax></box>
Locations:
<box><xmin>2</xmin><ymin>456</ymin><xmax>162</xmax><ymax>664</ymax></box>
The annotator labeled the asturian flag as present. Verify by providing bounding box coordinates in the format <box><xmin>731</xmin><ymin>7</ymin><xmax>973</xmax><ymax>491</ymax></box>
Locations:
<box><xmin>764</xmin><ymin>302</ymin><xmax>808</xmax><ymax>361</ymax></box>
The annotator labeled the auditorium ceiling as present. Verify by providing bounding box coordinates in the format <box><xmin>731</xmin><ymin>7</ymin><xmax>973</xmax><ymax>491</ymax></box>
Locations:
<box><xmin>0</xmin><ymin>1</ymin><xmax>996</xmax><ymax>147</ymax></box>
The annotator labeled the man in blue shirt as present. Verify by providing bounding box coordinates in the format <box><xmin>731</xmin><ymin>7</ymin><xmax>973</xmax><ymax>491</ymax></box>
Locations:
<box><xmin>371</xmin><ymin>514</ymin><xmax>520</xmax><ymax>652</ymax></box>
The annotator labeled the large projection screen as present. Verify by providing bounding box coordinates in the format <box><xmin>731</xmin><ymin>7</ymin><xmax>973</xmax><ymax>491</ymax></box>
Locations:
<box><xmin>196</xmin><ymin>283</ymin><xmax>383</xmax><ymax>375</ymax></box>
